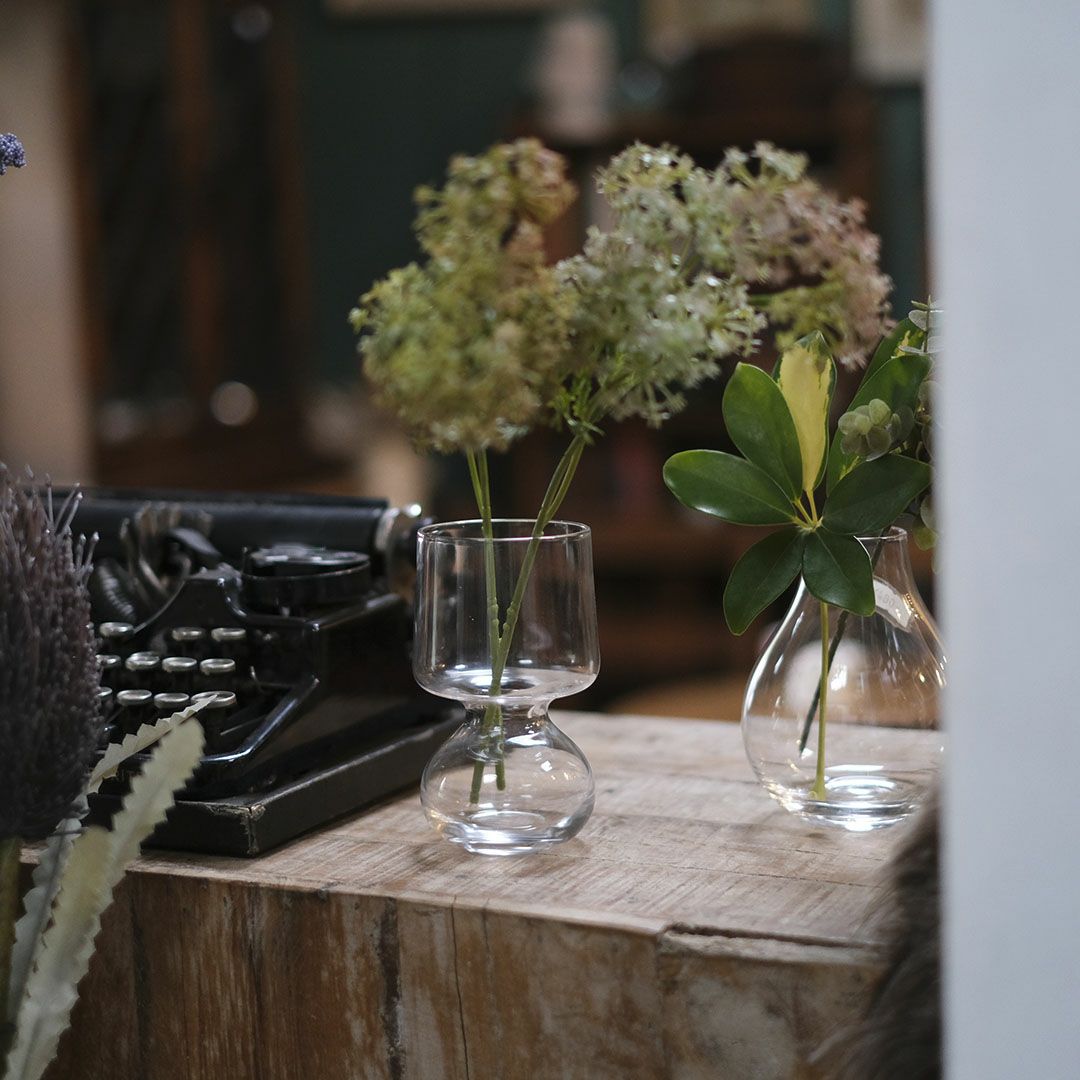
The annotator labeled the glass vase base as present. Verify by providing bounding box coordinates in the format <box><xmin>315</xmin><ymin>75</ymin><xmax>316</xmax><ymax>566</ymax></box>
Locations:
<box><xmin>425</xmin><ymin>804</ymin><xmax>592</xmax><ymax>856</ymax></box>
<box><xmin>764</xmin><ymin>774</ymin><xmax>928</xmax><ymax>833</ymax></box>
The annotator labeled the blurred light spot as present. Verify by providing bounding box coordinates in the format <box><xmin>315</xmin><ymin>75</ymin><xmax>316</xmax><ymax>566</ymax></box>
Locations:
<box><xmin>232</xmin><ymin>4</ymin><xmax>272</xmax><ymax>42</ymax></box>
<box><xmin>210</xmin><ymin>381</ymin><xmax>259</xmax><ymax>426</ymax></box>
<box><xmin>98</xmin><ymin>399</ymin><xmax>147</xmax><ymax>445</ymax></box>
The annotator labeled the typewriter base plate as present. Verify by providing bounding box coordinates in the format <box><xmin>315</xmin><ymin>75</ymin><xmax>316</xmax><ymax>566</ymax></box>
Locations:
<box><xmin>89</xmin><ymin>715</ymin><xmax>460</xmax><ymax>857</ymax></box>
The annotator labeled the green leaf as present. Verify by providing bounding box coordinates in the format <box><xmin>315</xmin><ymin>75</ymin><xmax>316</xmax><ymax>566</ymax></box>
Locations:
<box><xmin>822</xmin><ymin>455</ymin><xmax>931</xmax><ymax>536</ymax></box>
<box><xmin>663</xmin><ymin>450</ymin><xmax>797</xmax><ymax>525</ymax></box>
<box><xmin>723</xmin><ymin>527</ymin><xmax>806</xmax><ymax>635</ymax></box>
<box><xmin>803</xmin><ymin>529</ymin><xmax>875</xmax><ymax>616</ymax></box>
<box><xmin>775</xmin><ymin>331</ymin><xmax>835</xmax><ymax>495</ymax></box>
<box><xmin>722</xmin><ymin>363</ymin><xmax>803</xmax><ymax>499</ymax></box>
<box><xmin>864</xmin><ymin>317</ymin><xmax>924</xmax><ymax>381</ymax></box>
<box><xmin>826</xmin><ymin>351</ymin><xmax>931</xmax><ymax>492</ymax></box>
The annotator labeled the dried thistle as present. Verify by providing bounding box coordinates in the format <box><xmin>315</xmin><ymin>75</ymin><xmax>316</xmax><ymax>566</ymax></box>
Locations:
<box><xmin>0</xmin><ymin>468</ymin><xmax>102</xmax><ymax>841</ymax></box>
<box><xmin>0</xmin><ymin>135</ymin><xmax>26</xmax><ymax>176</ymax></box>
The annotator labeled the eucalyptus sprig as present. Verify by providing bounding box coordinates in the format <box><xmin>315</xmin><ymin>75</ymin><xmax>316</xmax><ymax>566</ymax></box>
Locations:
<box><xmin>663</xmin><ymin>314</ymin><xmax>935</xmax><ymax>798</ymax></box>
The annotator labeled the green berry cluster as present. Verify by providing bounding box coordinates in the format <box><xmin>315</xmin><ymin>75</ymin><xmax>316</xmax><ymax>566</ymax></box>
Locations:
<box><xmin>837</xmin><ymin>398</ymin><xmax>914</xmax><ymax>460</ymax></box>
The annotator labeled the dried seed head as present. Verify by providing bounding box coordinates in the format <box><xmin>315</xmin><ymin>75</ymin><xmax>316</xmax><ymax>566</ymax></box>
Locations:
<box><xmin>0</xmin><ymin>466</ymin><xmax>103</xmax><ymax>840</ymax></box>
<box><xmin>0</xmin><ymin>133</ymin><xmax>27</xmax><ymax>175</ymax></box>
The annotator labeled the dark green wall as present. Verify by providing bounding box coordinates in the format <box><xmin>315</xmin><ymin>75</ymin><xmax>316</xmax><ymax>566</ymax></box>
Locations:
<box><xmin>293</xmin><ymin>3</ymin><xmax>639</xmax><ymax>381</ymax></box>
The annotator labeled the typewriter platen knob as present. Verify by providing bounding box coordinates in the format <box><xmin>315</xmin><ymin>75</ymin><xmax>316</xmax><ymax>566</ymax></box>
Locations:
<box><xmin>239</xmin><ymin>544</ymin><xmax>373</xmax><ymax>612</ymax></box>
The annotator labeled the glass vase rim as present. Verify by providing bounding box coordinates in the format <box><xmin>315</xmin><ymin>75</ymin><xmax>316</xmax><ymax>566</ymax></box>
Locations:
<box><xmin>854</xmin><ymin>524</ymin><xmax>911</xmax><ymax>544</ymax></box>
<box><xmin>418</xmin><ymin>518</ymin><xmax>591</xmax><ymax>545</ymax></box>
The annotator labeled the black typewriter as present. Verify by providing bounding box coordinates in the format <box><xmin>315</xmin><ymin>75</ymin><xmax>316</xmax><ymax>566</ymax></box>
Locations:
<box><xmin>69</xmin><ymin>488</ymin><xmax>459</xmax><ymax>856</ymax></box>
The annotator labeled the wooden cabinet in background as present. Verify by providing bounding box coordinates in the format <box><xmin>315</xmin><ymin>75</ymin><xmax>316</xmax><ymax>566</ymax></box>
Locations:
<box><xmin>67</xmin><ymin>0</ymin><xmax>339</xmax><ymax>489</ymax></box>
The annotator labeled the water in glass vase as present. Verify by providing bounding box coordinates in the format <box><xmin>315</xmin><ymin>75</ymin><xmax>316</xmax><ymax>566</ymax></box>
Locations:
<box><xmin>421</xmin><ymin>698</ymin><xmax>595</xmax><ymax>855</ymax></box>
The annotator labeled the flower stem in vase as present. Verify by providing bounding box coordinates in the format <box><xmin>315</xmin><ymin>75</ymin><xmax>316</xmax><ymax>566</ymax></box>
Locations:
<box><xmin>797</xmin><ymin>531</ymin><xmax>889</xmax><ymax>755</ymax></box>
<box><xmin>810</xmin><ymin>600</ymin><xmax>831</xmax><ymax>801</ymax></box>
<box><xmin>467</xmin><ymin>435</ymin><xmax>588</xmax><ymax>804</ymax></box>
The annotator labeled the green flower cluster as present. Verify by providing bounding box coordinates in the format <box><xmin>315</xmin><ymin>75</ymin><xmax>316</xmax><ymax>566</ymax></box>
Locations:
<box><xmin>350</xmin><ymin>139</ymin><xmax>576</xmax><ymax>452</ymax></box>
<box><xmin>351</xmin><ymin>139</ymin><xmax>892</xmax><ymax>457</ymax></box>
<box><xmin>556</xmin><ymin>145</ymin><xmax>761</xmax><ymax>431</ymax></box>
<box><xmin>556</xmin><ymin>142</ymin><xmax>891</xmax><ymax>431</ymax></box>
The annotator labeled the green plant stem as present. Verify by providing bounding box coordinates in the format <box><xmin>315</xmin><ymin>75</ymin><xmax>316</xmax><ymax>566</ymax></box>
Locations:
<box><xmin>467</xmin><ymin>433</ymin><xmax>588</xmax><ymax>804</ymax></box>
<box><xmin>466</xmin><ymin>450</ymin><xmax>507</xmax><ymax>800</ymax></box>
<box><xmin>797</xmin><ymin>531</ymin><xmax>888</xmax><ymax>754</ymax></box>
<box><xmin>809</xmin><ymin>601</ymin><xmax>830</xmax><ymax>801</ymax></box>
<box><xmin>0</xmin><ymin>835</ymin><xmax>22</xmax><ymax>1060</ymax></box>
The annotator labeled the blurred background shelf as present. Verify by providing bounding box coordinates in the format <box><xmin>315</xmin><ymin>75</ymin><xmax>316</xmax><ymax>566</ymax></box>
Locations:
<box><xmin>0</xmin><ymin>0</ymin><xmax>931</xmax><ymax>718</ymax></box>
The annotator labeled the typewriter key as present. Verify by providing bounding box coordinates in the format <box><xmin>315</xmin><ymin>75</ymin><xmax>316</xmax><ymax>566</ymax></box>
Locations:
<box><xmin>115</xmin><ymin>688</ymin><xmax>154</xmax><ymax>734</ymax></box>
<box><xmin>191</xmin><ymin>691</ymin><xmax>237</xmax><ymax>737</ymax></box>
<box><xmin>127</xmin><ymin>650</ymin><xmax>162</xmax><ymax>663</ymax></box>
<box><xmin>154</xmin><ymin>692</ymin><xmax>192</xmax><ymax>716</ymax></box>
<box><xmin>124</xmin><ymin>654</ymin><xmax>161</xmax><ymax>688</ymax></box>
<box><xmin>198</xmin><ymin>657</ymin><xmax>236</xmax><ymax>694</ymax></box>
<box><xmin>96</xmin><ymin>687</ymin><xmax>116</xmax><ymax>746</ymax></box>
<box><xmin>192</xmin><ymin>690</ymin><xmax>237</xmax><ymax>708</ymax></box>
<box><xmin>96</xmin><ymin>653</ymin><xmax>122</xmax><ymax>690</ymax></box>
<box><xmin>210</xmin><ymin>626</ymin><xmax>247</xmax><ymax>662</ymax></box>
<box><xmin>98</xmin><ymin>620</ymin><xmax>134</xmax><ymax>640</ymax></box>
<box><xmin>162</xmin><ymin>655</ymin><xmax>198</xmax><ymax>693</ymax></box>
<box><xmin>170</xmin><ymin>627</ymin><xmax>208</xmax><ymax>658</ymax></box>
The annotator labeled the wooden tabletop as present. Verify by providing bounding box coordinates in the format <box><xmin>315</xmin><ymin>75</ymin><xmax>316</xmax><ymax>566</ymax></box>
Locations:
<box><xmin>131</xmin><ymin>712</ymin><xmax>905</xmax><ymax>944</ymax></box>
<box><xmin>45</xmin><ymin>713</ymin><xmax>916</xmax><ymax>1080</ymax></box>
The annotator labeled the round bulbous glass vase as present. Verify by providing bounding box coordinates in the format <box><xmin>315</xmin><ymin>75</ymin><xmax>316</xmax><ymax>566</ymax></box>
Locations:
<box><xmin>742</xmin><ymin>527</ymin><xmax>945</xmax><ymax>832</ymax></box>
<box><xmin>414</xmin><ymin>520</ymin><xmax>598</xmax><ymax>855</ymax></box>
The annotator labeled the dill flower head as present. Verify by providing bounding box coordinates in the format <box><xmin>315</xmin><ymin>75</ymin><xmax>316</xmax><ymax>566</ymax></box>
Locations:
<box><xmin>0</xmin><ymin>469</ymin><xmax>103</xmax><ymax>841</ymax></box>
<box><xmin>353</xmin><ymin>138</ymin><xmax>892</xmax><ymax>454</ymax></box>
<box><xmin>0</xmin><ymin>133</ymin><xmax>26</xmax><ymax>175</ymax></box>
<box><xmin>558</xmin><ymin>144</ymin><xmax>765</xmax><ymax>430</ymax></box>
<box><xmin>351</xmin><ymin>139</ymin><xmax>577</xmax><ymax>453</ymax></box>
<box><xmin>696</xmin><ymin>141</ymin><xmax>892</xmax><ymax>370</ymax></box>
<box><xmin>560</xmin><ymin>141</ymin><xmax>890</xmax><ymax>423</ymax></box>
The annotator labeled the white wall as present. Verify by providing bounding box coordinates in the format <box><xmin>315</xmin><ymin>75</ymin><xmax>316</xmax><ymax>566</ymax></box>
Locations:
<box><xmin>930</xmin><ymin>2</ymin><xmax>1080</xmax><ymax>1076</ymax></box>
<box><xmin>0</xmin><ymin>0</ymin><xmax>94</xmax><ymax>482</ymax></box>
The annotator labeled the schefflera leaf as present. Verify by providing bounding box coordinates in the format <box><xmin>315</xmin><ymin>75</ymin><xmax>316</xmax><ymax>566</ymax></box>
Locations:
<box><xmin>723</xmin><ymin>526</ymin><xmax>806</xmax><ymax>635</ymax></box>
<box><xmin>775</xmin><ymin>331</ymin><xmax>835</xmax><ymax>496</ymax></box>
<box><xmin>803</xmin><ymin>529</ymin><xmax>875</xmax><ymax>616</ymax></box>
<box><xmin>663</xmin><ymin>450</ymin><xmax>797</xmax><ymax>526</ymax></box>
<box><xmin>822</xmin><ymin>454</ymin><xmax>931</xmax><ymax>536</ymax></box>
<box><xmin>722</xmin><ymin>363</ymin><xmax>803</xmax><ymax>500</ymax></box>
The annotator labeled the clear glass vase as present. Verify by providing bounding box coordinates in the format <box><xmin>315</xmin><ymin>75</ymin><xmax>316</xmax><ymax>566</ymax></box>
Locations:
<box><xmin>742</xmin><ymin>527</ymin><xmax>945</xmax><ymax>831</ymax></box>
<box><xmin>413</xmin><ymin>520</ymin><xmax>598</xmax><ymax>855</ymax></box>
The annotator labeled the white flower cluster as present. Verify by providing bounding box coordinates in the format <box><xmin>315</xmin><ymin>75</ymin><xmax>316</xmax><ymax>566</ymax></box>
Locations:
<box><xmin>352</xmin><ymin>139</ymin><xmax>893</xmax><ymax>454</ymax></box>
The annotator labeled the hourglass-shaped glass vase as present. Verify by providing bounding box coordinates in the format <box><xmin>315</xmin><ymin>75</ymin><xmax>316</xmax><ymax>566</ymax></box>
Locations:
<box><xmin>413</xmin><ymin>520</ymin><xmax>598</xmax><ymax>855</ymax></box>
<box><xmin>742</xmin><ymin>527</ymin><xmax>945</xmax><ymax>831</ymax></box>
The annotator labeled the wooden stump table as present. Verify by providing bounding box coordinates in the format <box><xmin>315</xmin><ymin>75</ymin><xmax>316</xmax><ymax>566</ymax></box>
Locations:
<box><xmin>40</xmin><ymin>714</ymin><xmax>916</xmax><ymax>1080</ymax></box>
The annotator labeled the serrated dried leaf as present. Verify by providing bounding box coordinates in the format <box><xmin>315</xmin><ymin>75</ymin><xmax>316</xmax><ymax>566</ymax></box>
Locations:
<box><xmin>4</xmin><ymin>720</ymin><xmax>204</xmax><ymax>1080</ymax></box>
<box><xmin>5</xmin><ymin>798</ymin><xmax>87</xmax><ymax>1026</ymax></box>
<box><xmin>87</xmin><ymin>699</ymin><xmax>208</xmax><ymax>795</ymax></box>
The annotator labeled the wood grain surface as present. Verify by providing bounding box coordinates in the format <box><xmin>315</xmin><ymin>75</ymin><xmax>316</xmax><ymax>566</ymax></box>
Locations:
<box><xmin>36</xmin><ymin>714</ymin><xmax>917</xmax><ymax>1080</ymax></box>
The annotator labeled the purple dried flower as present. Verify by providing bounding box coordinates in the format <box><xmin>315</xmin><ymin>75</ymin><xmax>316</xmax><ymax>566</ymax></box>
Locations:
<box><xmin>0</xmin><ymin>134</ymin><xmax>26</xmax><ymax>175</ymax></box>
<box><xmin>0</xmin><ymin>468</ymin><xmax>103</xmax><ymax>841</ymax></box>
